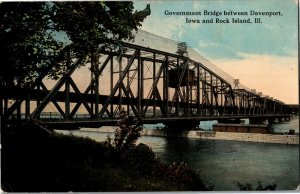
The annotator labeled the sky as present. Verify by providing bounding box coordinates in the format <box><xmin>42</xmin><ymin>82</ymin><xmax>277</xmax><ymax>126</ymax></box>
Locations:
<box><xmin>133</xmin><ymin>0</ymin><xmax>298</xmax><ymax>104</ymax></box>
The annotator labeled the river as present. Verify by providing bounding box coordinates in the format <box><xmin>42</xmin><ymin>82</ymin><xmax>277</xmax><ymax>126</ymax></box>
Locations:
<box><xmin>56</xmin><ymin>116</ymin><xmax>299</xmax><ymax>191</ymax></box>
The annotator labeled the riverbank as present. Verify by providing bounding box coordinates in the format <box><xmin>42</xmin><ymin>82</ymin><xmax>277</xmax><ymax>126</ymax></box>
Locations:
<box><xmin>55</xmin><ymin>121</ymin><xmax>299</xmax><ymax>191</ymax></box>
<box><xmin>141</xmin><ymin>129</ymin><xmax>299</xmax><ymax>144</ymax></box>
<box><xmin>1</xmin><ymin>123</ymin><xmax>210</xmax><ymax>192</ymax></box>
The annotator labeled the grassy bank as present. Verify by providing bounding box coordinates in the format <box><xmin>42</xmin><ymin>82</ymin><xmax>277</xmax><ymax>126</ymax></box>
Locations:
<box><xmin>1</xmin><ymin>122</ymin><xmax>210</xmax><ymax>192</ymax></box>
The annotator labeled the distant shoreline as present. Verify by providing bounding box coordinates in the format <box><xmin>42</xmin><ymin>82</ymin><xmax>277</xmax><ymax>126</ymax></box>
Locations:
<box><xmin>74</xmin><ymin>127</ymin><xmax>299</xmax><ymax>145</ymax></box>
<box><xmin>141</xmin><ymin>129</ymin><xmax>299</xmax><ymax>145</ymax></box>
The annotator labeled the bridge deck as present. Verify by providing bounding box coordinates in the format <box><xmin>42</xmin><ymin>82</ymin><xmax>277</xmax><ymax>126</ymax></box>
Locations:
<box><xmin>36</xmin><ymin>114</ymin><xmax>291</xmax><ymax>129</ymax></box>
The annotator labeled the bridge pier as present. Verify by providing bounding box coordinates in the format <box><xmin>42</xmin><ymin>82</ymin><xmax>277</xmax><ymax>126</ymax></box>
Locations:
<box><xmin>268</xmin><ymin>117</ymin><xmax>287</xmax><ymax>124</ymax></box>
<box><xmin>163</xmin><ymin>120</ymin><xmax>199</xmax><ymax>130</ymax></box>
<box><xmin>163</xmin><ymin>120</ymin><xmax>199</xmax><ymax>137</ymax></box>
<box><xmin>218</xmin><ymin>119</ymin><xmax>241</xmax><ymax>124</ymax></box>
<box><xmin>268</xmin><ymin>118</ymin><xmax>275</xmax><ymax>124</ymax></box>
<box><xmin>249</xmin><ymin>118</ymin><xmax>268</xmax><ymax>125</ymax></box>
<box><xmin>269</xmin><ymin>117</ymin><xmax>287</xmax><ymax>124</ymax></box>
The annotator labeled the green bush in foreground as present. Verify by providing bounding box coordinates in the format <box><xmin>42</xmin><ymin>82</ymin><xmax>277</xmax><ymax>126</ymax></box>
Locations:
<box><xmin>1</xmin><ymin>109</ymin><xmax>211</xmax><ymax>191</ymax></box>
<box><xmin>104</xmin><ymin>108</ymin><xmax>211</xmax><ymax>191</ymax></box>
<box><xmin>106</xmin><ymin>108</ymin><xmax>142</xmax><ymax>154</ymax></box>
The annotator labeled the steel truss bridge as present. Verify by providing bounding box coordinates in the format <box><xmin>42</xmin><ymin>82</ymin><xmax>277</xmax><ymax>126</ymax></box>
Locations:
<box><xmin>0</xmin><ymin>31</ymin><xmax>292</xmax><ymax>129</ymax></box>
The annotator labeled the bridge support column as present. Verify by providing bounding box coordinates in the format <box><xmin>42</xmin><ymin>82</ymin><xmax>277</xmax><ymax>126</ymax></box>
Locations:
<box><xmin>268</xmin><ymin>118</ymin><xmax>275</xmax><ymax>124</ymax></box>
<box><xmin>17</xmin><ymin>98</ymin><xmax>21</xmax><ymax>121</ymax></box>
<box><xmin>0</xmin><ymin>94</ymin><xmax>4</xmax><ymax>116</ymax></box>
<box><xmin>277</xmin><ymin>117</ymin><xmax>287</xmax><ymax>123</ymax></box>
<box><xmin>218</xmin><ymin>119</ymin><xmax>241</xmax><ymax>124</ymax></box>
<box><xmin>268</xmin><ymin>118</ymin><xmax>280</xmax><ymax>124</ymax></box>
<box><xmin>0</xmin><ymin>95</ymin><xmax>3</xmax><ymax>117</ymax></box>
<box><xmin>25</xmin><ymin>91</ymin><xmax>30</xmax><ymax>120</ymax></box>
<box><xmin>4</xmin><ymin>98</ymin><xmax>8</xmax><ymax>117</ymax></box>
<box><xmin>249</xmin><ymin>118</ymin><xmax>268</xmax><ymax>125</ymax></box>
<box><xmin>93</xmin><ymin>52</ymin><xmax>100</xmax><ymax>117</ymax></box>
<box><xmin>65</xmin><ymin>49</ymin><xmax>71</xmax><ymax>120</ymax></box>
<box><xmin>163</xmin><ymin>120</ymin><xmax>199</xmax><ymax>137</ymax></box>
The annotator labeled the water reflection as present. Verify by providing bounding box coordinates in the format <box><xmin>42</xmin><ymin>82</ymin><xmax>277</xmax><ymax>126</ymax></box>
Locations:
<box><xmin>157</xmin><ymin>137</ymin><xmax>299</xmax><ymax>190</ymax></box>
<box><xmin>56</xmin><ymin>116</ymin><xmax>299</xmax><ymax>191</ymax></box>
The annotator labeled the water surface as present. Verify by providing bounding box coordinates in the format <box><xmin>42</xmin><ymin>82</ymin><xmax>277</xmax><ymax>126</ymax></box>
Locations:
<box><xmin>56</xmin><ymin>116</ymin><xmax>299</xmax><ymax>190</ymax></box>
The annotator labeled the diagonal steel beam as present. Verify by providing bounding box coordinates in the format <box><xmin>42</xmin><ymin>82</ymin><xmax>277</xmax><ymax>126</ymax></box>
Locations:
<box><xmin>5</xmin><ymin>48</ymin><xmax>68</xmax><ymax>118</ymax></box>
<box><xmin>98</xmin><ymin>49</ymin><xmax>139</xmax><ymax>118</ymax></box>
<box><xmin>40</xmin><ymin>82</ymin><xmax>66</xmax><ymax>118</ymax></box>
<box><xmin>119</xmin><ymin>65</ymin><xmax>137</xmax><ymax>102</ymax></box>
<box><xmin>153</xmin><ymin>87</ymin><xmax>165</xmax><ymax>114</ymax></box>
<box><xmin>168</xmin><ymin>59</ymin><xmax>189</xmax><ymax>114</ymax></box>
<box><xmin>143</xmin><ymin>58</ymin><xmax>167</xmax><ymax>115</ymax></box>
<box><xmin>31</xmin><ymin>53</ymin><xmax>87</xmax><ymax>118</ymax></box>
<box><xmin>69</xmin><ymin>55</ymin><xmax>111</xmax><ymax>117</ymax></box>
<box><xmin>68</xmin><ymin>78</ymin><xmax>94</xmax><ymax>116</ymax></box>
<box><xmin>153</xmin><ymin>87</ymin><xmax>162</xmax><ymax>101</ymax></box>
<box><xmin>202</xmin><ymin>84</ymin><xmax>210</xmax><ymax>105</ymax></box>
<box><xmin>120</xmin><ymin>82</ymin><xmax>138</xmax><ymax>116</ymax></box>
<box><xmin>95</xmin><ymin>55</ymin><xmax>112</xmax><ymax>77</ymax></box>
<box><xmin>212</xmin><ymin>87</ymin><xmax>219</xmax><ymax>108</ymax></box>
<box><xmin>113</xmin><ymin>81</ymin><xmax>138</xmax><ymax>117</ymax></box>
<box><xmin>70</xmin><ymin>82</ymin><xmax>93</xmax><ymax>117</ymax></box>
<box><xmin>178</xmin><ymin>88</ymin><xmax>185</xmax><ymax>102</ymax></box>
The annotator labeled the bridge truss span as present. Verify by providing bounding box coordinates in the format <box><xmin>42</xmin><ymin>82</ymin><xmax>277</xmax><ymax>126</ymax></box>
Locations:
<box><xmin>0</xmin><ymin>34</ymin><xmax>291</xmax><ymax>124</ymax></box>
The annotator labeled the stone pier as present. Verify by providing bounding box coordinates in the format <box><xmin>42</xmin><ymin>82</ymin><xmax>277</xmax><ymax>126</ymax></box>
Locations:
<box><xmin>163</xmin><ymin>120</ymin><xmax>199</xmax><ymax>137</ymax></box>
<box><xmin>249</xmin><ymin>118</ymin><xmax>269</xmax><ymax>125</ymax></box>
<box><xmin>218</xmin><ymin>118</ymin><xmax>241</xmax><ymax>124</ymax></box>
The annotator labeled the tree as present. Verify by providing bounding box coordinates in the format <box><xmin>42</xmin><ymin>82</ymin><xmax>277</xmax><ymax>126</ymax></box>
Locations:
<box><xmin>52</xmin><ymin>2</ymin><xmax>150</xmax><ymax>54</ymax></box>
<box><xmin>0</xmin><ymin>2</ymin><xmax>61</xmax><ymax>87</ymax></box>
<box><xmin>0</xmin><ymin>2</ymin><xmax>150</xmax><ymax>87</ymax></box>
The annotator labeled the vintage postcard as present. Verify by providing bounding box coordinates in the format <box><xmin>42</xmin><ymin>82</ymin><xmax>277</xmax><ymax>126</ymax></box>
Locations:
<box><xmin>0</xmin><ymin>0</ymin><xmax>298</xmax><ymax>192</ymax></box>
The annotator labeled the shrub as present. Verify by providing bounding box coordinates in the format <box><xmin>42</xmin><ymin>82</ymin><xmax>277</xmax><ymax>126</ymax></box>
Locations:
<box><xmin>164</xmin><ymin>162</ymin><xmax>210</xmax><ymax>191</ymax></box>
<box><xmin>105</xmin><ymin>109</ymin><xmax>211</xmax><ymax>191</ymax></box>
<box><xmin>120</xmin><ymin>143</ymin><xmax>156</xmax><ymax>175</ymax></box>
<box><xmin>106</xmin><ymin>108</ymin><xmax>142</xmax><ymax>154</ymax></box>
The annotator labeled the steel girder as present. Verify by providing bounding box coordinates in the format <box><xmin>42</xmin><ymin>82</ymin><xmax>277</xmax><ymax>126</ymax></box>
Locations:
<box><xmin>0</xmin><ymin>42</ymin><xmax>289</xmax><ymax>121</ymax></box>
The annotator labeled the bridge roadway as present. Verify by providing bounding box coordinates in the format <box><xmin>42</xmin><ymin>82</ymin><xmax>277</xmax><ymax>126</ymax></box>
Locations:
<box><xmin>38</xmin><ymin>114</ymin><xmax>291</xmax><ymax>129</ymax></box>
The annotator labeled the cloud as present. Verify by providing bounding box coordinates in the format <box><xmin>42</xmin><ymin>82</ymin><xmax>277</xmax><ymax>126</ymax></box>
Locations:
<box><xmin>192</xmin><ymin>1</ymin><xmax>201</xmax><ymax>10</ymax></box>
<box><xmin>140</xmin><ymin>14</ymin><xmax>186</xmax><ymax>40</ymax></box>
<box><xmin>132</xmin><ymin>1</ymin><xmax>298</xmax><ymax>102</ymax></box>
<box><xmin>211</xmin><ymin>53</ymin><xmax>298</xmax><ymax>104</ymax></box>
<box><xmin>196</xmin><ymin>39</ymin><xmax>244</xmax><ymax>60</ymax></box>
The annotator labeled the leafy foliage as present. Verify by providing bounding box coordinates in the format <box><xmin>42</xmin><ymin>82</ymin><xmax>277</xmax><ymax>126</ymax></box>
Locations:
<box><xmin>3</xmin><ymin>109</ymin><xmax>211</xmax><ymax>191</ymax></box>
<box><xmin>52</xmin><ymin>2</ymin><xmax>150</xmax><ymax>53</ymax></box>
<box><xmin>0</xmin><ymin>2</ymin><xmax>61</xmax><ymax>87</ymax></box>
<box><xmin>0</xmin><ymin>2</ymin><xmax>150</xmax><ymax>87</ymax></box>
<box><xmin>120</xmin><ymin>143</ymin><xmax>157</xmax><ymax>175</ymax></box>
<box><xmin>106</xmin><ymin>108</ymin><xmax>142</xmax><ymax>153</ymax></box>
<box><xmin>2</xmin><ymin>116</ymin><xmax>211</xmax><ymax>191</ymax></box>
<box><xmin>106</xmin><ymin>109</ymin><xmax>211</xmax><ymax>191</ymax></box>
